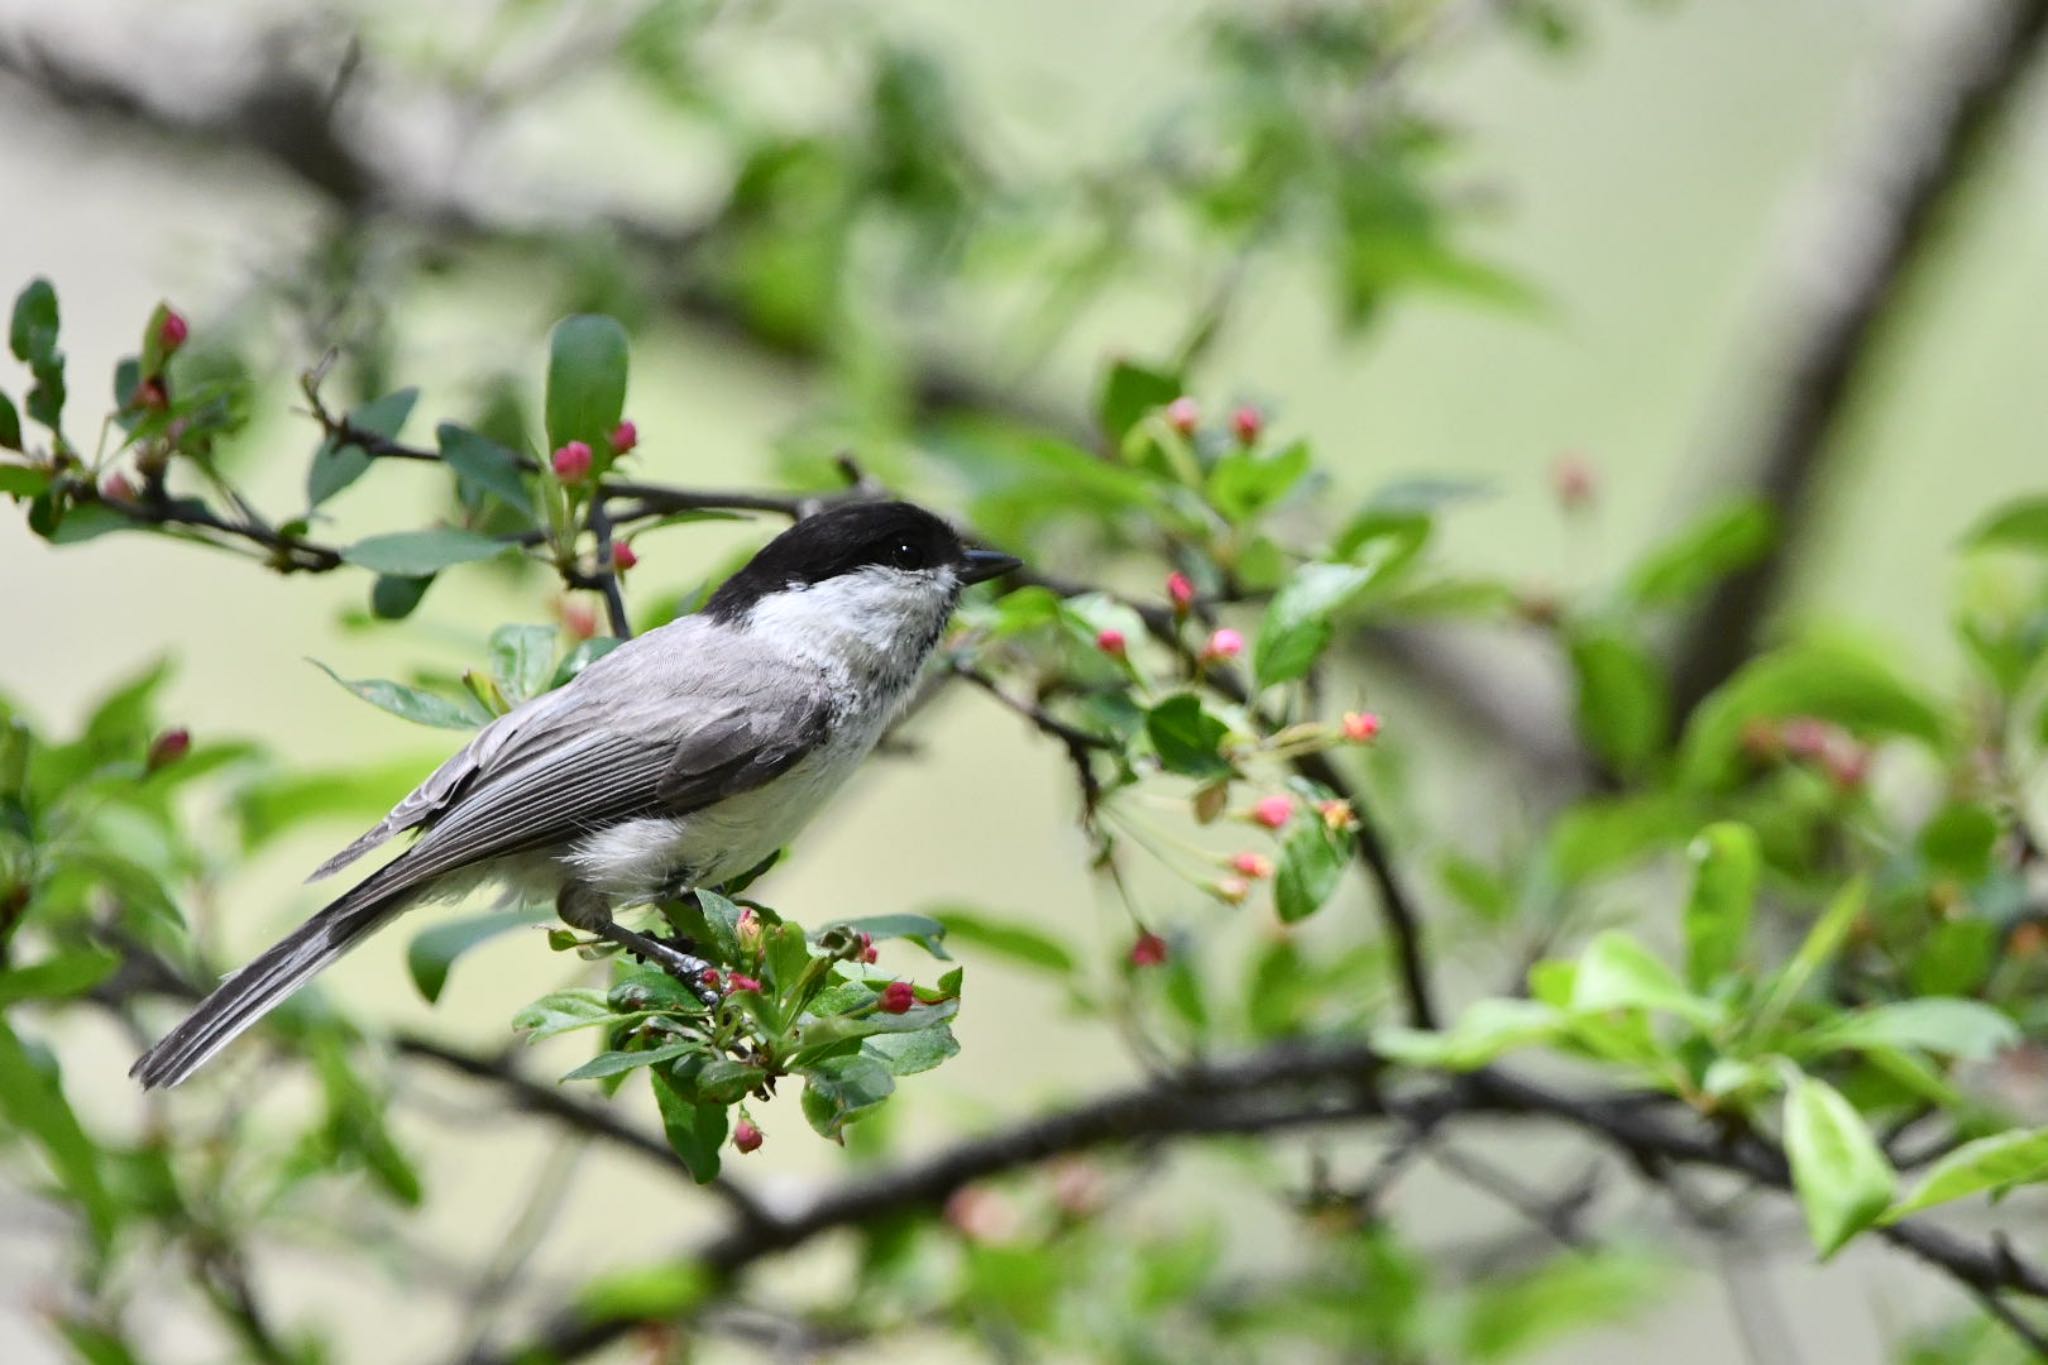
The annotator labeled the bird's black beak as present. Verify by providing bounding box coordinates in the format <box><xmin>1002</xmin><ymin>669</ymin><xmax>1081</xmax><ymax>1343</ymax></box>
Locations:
<box><xmin>960</xmin><ymin>548</ymin><xmax>1024</xmax><ymax>585</ymax></box>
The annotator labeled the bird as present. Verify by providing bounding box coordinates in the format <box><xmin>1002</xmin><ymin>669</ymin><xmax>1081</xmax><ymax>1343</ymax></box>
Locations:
<box><xmin>131</xmin><ymin>500</ymin><xmax>1021</xmax><ymax>1088</ymax></box>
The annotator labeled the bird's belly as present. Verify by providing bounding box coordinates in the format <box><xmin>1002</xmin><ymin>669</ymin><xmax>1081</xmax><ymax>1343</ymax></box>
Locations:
<box><xmin>562</xmin><ymin>734</ymin><xmax>876</xmax><ymax>901</ymax></box>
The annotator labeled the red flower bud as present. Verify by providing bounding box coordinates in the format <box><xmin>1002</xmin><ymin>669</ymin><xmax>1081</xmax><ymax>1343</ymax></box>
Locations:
<box><xmin>878</xmin><ymin>980</ymin><xmax>916</xmax><ymax>1014</ymax></box>
<box><xmin>137</xmin><ymin>378</ymin><xmax>168</xmax><ymax>411</ymax></box>
<box><xmin>1167</xmin><ymin>571</ymin><xmax>1195</xmax><ymax>611</ymax></box>
<box><xmin>726</xmin><ymin>972</ymin><xmax>763</xmax><ymax>994</ymax></box>
<box><xmin>1128</xmin><ymin>931</ymin><xmax>1168</xmax><ymax>967</ymax></box>
<box><xmin>1231</xmin><ymin>404</ymin><xmax>1263</xmax><ymax>445</ymax></box>
<box><xmin>551</xmin><ymin>441</ymin><xmax>593</xmax><ymax>480</ymax></box>
<box><xmin>612</xmin><ymin>542</ymin><xmax>638</xmax><ymax>572</ymax></box>
<box><xmin>733</xmin><ymin>1118</ymin><xmax>764</xmax><ymax>1154</ymax></box>
<box><xmin>1165</xmin><ymin>396</ymin><xmax>1200</xmax><ymax>436</ymax></box>
<box><xmin>1250</xmin><ymin>794</ymin><xmax>1294</xmax><ymax>830</ymax></box>
<box><xmin>610</xmin><ymin>420</ymin><xmax>638</xmax><ymax>454</ymax></box>
<box><xmin>146</xmin><ymin>728</ymin><xmax>190</xmax><ymax>772</ymax></box>
<box><xmin>1203</xmin><ymin>628</ymin><xmax>1244</xmax><ymax>661</ymax></box>
<box><xmin>159</xmin><ymin>309</ymin><xmax>189</xmax><ymax>353</ymax></box>
<box><xmin>1096</xmin><ymin>628</ymin><xmax>1127</xmax><ymax>657</ymax></box>
<box><xmin>1341</xmin><ymin>711</ymin><xmax>1381</xmax><ymax>743</ymax></box>
<box><xmin>1230</xmin><ymin>851</ymin><xmax>1274</xmax><ymax>880</ymax></box>
<box><xmin>699</xmin><ymin>967</ymin><xmax>722</xmax><ymax>991</ymax></box>
<box><xmin>562</xmin><ymin>599</ymin><xmax>598</xmax><ymax>640</ymax></box>
<box><xmin>859</xmin><ymin>931</ymin><xmax>878</xmax><ymax>964</ymax></box>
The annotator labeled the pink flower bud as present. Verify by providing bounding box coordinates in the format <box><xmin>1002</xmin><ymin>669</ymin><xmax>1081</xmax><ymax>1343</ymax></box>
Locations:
<box><xmin>612</xmin><ymin>542</ymin><xmax>638</xmax><ymax>572</ymax></box>
<box><xmin>1341</xmin><ymin>711</ymin><xmax>1381</xmax><ymax>743</ymax></box>
<box><xmin>736</xmin><ymin>906</ymin><xmax>763</xmax><ymax>952</ymax></box>
<box><xmin>1781</xmin><ymin>717</ymin><xmax>1831</xmax><ymax>761</ymax></box>
<box><xmin>137</xmin><ymin>378</ymin><xmax>168</xmax><ymax>411</ymax></box>
<box><xmin>610</xmin><ymin>420</ymin><xmax>638</xmax><ymax>454</ymax></box>
<box><xmin>1203</xmin><ymin>628</ymin><xmax>1244</xmax><ymax>661</ymax></box>
<box><xmin>1230</xmin><ymin>851</ymin><xmax>1274</xmax><ymax>880</ymax></box>
<box><xmin>1128</xmin><ymin>931</ymin><xmax>1168</xmax><ymax>967</ymax></box>
<box><xmin>945</xmin><ymin>1186</ymin><xmax>1017</xmax><ymax>1243</ymax></box>
<box><xmin>859</xmin><ymin>931</ymin><xmax>878</xmax><ymax>965</ymax></box>
<box><xmin>551</xmin><ymin>441</ymin><xmax>593</xmax><ymax>481</ymax></box>
<box><xmin>700</xmin><ymin>968</ymin><xmax>723</xmax><ymax>991</ymax></box>
<box><xmin>146</xmin><ymin>728</ymin><xmax>190</xmax><ymax>772</ymax></box>
<box><xmin>1167</xmin><ymin>571</ymin><xmax>1195</xmax><ymax>611</ymax></box>
<box><xmin>1096</xmin><ymin>628</ymin><xmax>1127</xmax><ymax>657</ymax></box>
<box><xmin>733</xmin><ymin>1118</ymin><xmax>764</xmax><ymax>1154</ymax></box>
<box><xmin>1552</xmin><ymin>452</ymin><xmax>1595</xmax><ymax>509</ymax></box>
<box><xmin>1165</xmin><ymin>396</ymin><xmax>1200</xmax><ymax>436</ymax></box>
<box><xmin>1213</xmin><ymin>876</ymin><xmax>1251</xmax><ymax>905</ymax></box>
<box><xmin>879</xmin><ymin>980</ymin><xmax>917</xmax><ymax>1014</ymax></box>
<box><xmin>158</xmin><ymin>309</ymin><xmax>189</xmax><ymax>353</ymax></box>
<box><xmin>1231</xmin><ymin>405</ymin><xmax>1263</xmax><ymax>444</ymax></box>
<box><xmin>101</xmin><ymin>472</ymin><xmax>137</xmax><ymax>502</ymax></box>
<box><xmin>562</xmin><ymin>600</ymin><xmax>598</xmax><ymax>640</ymax></box>
<box><xmin>726</xmin><ymin>972</ymin><xmax>763</xmax><ymax>994</ymax></box>
<box><xmin>1250</xmin><ymin>794</ymin><xmax>1294</xmax><ymax>830</ymax></box>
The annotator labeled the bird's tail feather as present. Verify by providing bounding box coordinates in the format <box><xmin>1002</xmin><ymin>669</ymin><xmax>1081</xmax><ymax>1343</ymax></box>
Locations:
<box><xmin>130</xmin><ymin>879</ymin><xmax>410</xmax><ymax>1089</ymax></box>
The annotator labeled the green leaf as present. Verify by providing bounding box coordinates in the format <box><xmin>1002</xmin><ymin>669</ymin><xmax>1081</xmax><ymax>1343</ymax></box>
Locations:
<box><xmin>933</xmin><ymin>909</ymin><xmax>1076</xmax><ymax>977</ymax></box>
<box><xmin>693</xmin><ymin>1056</ymin><xmax>767</xmax><ymax>1104</ymax></box>
<box><xmin>1919</xmin><ymin>802</ymin><xmax>1999</xmax><ymax>882</ymax></box>
<box><xmin>561</xmin><ymin>1041</ymin><xmax>699</xmax><ymax>1082</ymax></box>
<box><xmin>828</xmin><ymin>913</ymin><xmax>950</xmax><ymax>959</ymax></box>
<box><xmin>1096</xmin><ymin>359</ymin><xmax>1181</xmax><ymax>445</ymax></box>
<box><xmin>791</xmin><ymin>996</ymin><xmax>960</xmax><ymax>1063</ymax></box>
<box><xmin>1207</xmin><ymin>440</ymin><xmax>1311</xmax><ymax>522</ymax></box>
<box><xmin>1459</xmin><ymin>1251</ymin><xmax>1669</xmax><ymax>1363</ymax></box>
<box><xmin>1965</xmin><ymin>496</ymin><xmax>2048</xmax><ymax>552</ymax></box>
<box><xmin>1545</xmin><ymin>793</ymin><xmax>1697</xmax><ymax>885</ymax></box>
<box><xmin>865</xmin><ymin>1024</ymin><xmax>959</xmax><ymax>1076</ymax></box>
<box><xmin>512</xmin><ymin>988</ymin><xmax>619</xmax><ymax>1041</ymax></box>
<box><xmin>1782</xmin><ymin>1071</ymin><xmax>1894</xmax><ymax>1257</ymax></box>
<box><xmin>690</xmin><ymin>889</ymin><xmax>745</xmax><ymax>964</ymax></box>
<box><xmin>437</xmin><ymin>422</ymin><xmax>534</xmax><ymax>518</ymax></box>
<box><xmin>0</xmin><ymin>393</ymin><xmax>21</xmax><ymax>451</ymax></box>
<box><xmin>650</xmin><ymin>1067</ymin><xmax>726</xmax><ymax>1183</ymax></box>
<box><xmin>1374</xmin><ymin>998</ymin><xmax>1564</xmax><ymax>1070</ymax></box>
<box><xmin>369</xmin><ymin>574</ymin><xmax>434</xmax><ymax>621</ymax></box>
<box><xmin>1884</xmin><ymin>1128</ymin><xmax>2048</xmax><ymax>1222</ymax></box>
<box><xmin>1682</xmin><ymin>822</ymin><xmax>1758</xmax><ymax>990</ymax></box>
<box><xmin>1754</xmin><ymin>877</ymin><xmax>1867</xmax><ymax>1035</ymax></box>
<box><xmin>1680</xmin><ymin>643</ymin><xmax>1943</xmax><ymax>789</ymax></box>
<box><xmin>308</xmin><ymin>388</ymin><xmax>417</xmax><ymax>507</ymax></box>
<box><xmin>578</xmin><ymin>1260</ymin><xmax>710</xmax><ymax>1322</ymax></box>
<box><xmin>406</xmin><ymin>910</ymin><xmax>543</xmax><ymax>1004</ymax></box>
<box><xmin>545</xmin><ymin>314</ymin><xmax>630</xmax><ymax>455</ymax></box>
<box><xmin>800</xmin><ymin>1052</ymin><xmax>896</xmax><ymax>1140</ymax></box>
<box><xmin>1802</xmin><ymin>998</ymin><xmax>2019</xmax><ymax>1063</ymax></box>
<box><xmin>10</xmin><ymin>278</ymin><xmax>57</xmax><ymax>362</ymax></box>
<box><xmin>341</xmin><ymin>528</ymin><xmax>510</xmax><ymax>577</ymax></box>
<box><xmin>1567</xmin><ymin>627</ymin><xmax>1668</xmax><ymax>776</ymax></box>
<box><xmin>1571</xmin><ymin>930</ymin><xmax>1720</xmax><ymax>1029</ymax></box>
<box><xmin>1624</xmin><ymin>499</ymin><xmax>1774</xmax><ymax>607</ymax></box>
<box><xmin>310</xmin><ymin>660</ymin><xmax>491</xmax><ymax>730</ymax></box>
<box><xmin>1274</xmin><ymin>813</ymin><xmax>1349</xmax><ymax>923</ymax></box>
<box><xmin>0</xmin><ymin>1020</ymin><xmax>113</xmax><ymax>1247</ymax></box>
<box><xmin>1254</xmin><ymin>562</ymin><xmax>1378</xmax><ymax>687</ymax></box>
<box><xmin>1145</xmin><ymin>693</ymin><xmax>1234</xmax><ymax>780</ymax></box>
<box><xmin>0</xmin><ymin>950</ymin><xmax>119</xmax><ymax>1006</ymax></box>
<box><xmin>488</xmin><ymin>624</ymin><xmax>559</xmax><ymax>706</ymax></box>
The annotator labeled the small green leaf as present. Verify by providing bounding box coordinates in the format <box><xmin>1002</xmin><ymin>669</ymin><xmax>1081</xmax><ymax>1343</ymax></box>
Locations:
<box><xmin>865</xmin><ymin>1025</ymin><xmax>959</xmax><ymax>1076</ymax></box>
<box><xmin>1918</xmin><ymin>802</ymin><xmax>1999</xmax><ymax>882</ymax></box>
<box><xmin>1254</xmin><ymin>562</ymin><xmax>1378</xmax><ymax>687</ymax></box>
<box><xmin>826</xmin><ymin>913</ymin><xmax>950</xmax><ymax>959</ymax></box>
<box><xmin>1096</xmin><ymin>359</ymin><xmax>1181</xmax><ymax>445</ymax></box>
<box><xmin>1754</xmin><ymin>877</ymin><xmax>1867</xmax><ymax>1035</ymax></box>
<box><xmin>694</xmin><ymin>1056</ymin><xmax>767</xmax><ymax>1104</ymax></box>
<box><xmin>0</xmin><ymin>950</ymin><xmax>120</xmax><ymax>1006</ymax></box>
<box><xmin>1207</xmin><ymin>440</ymin><xmax>1311</xmax><ymax>522</ymax></box>
<box><xmin>406</xmin><ymin>910</ymin><xmax>543</xmax><ymax>1004</ymax></box>
<box><xmin>650</xmin><ymin>1067</ymin><xmax>726</xmax><ymax>1183</ymax></box>
<box><xmin>369</xmin><ymin>574</ymin><xmax>434</xmax><ymax>621</ymax></box>
<box><xmin>1682</xmin><ymin>822</ymin><xmax>1758</xmax><ymax>990</ymax></box>
<box><xmin>511</xmin><ymin>989</ymin><xmax>619</xmax><ymax>1041</ymax></box>
<box><xmin>307</xmin><ymin>388</ymin><xmax>417</xmax><ymax>507</ymax></box>
<box><xmin>800</xmin><ymin>1052</ymin><xmax>896</xmax><ymax>1140</ymax></box>
<box><xmin>1145</xmin><ymin>693</ymin><xmax>1234</xmax><ymax>780</ymax></box>
<box><xmin>1624</xmin><ymin>499</ymin><xmax>1774</xmax><ymax>607</ymax></box>
<box><xmin>1571</xmin><ymin>930</ymin><xmax>1721</xmax><ymax>1029</ymax></box>
<box><xmin>0</xmin><ymin>393</ymin><xmax>21</xmax><ymax>451</ymax></box>
<box><xmin>310</xmin><ymin>660</ymin><xmax>492</xmax><ymax>730</ymax></box>
<box><xmin>1782</xmin><ymin>1071</ymin><xmax>1894</xmax><ymax>1257</ymax></box>
<box><xmin>561</xmin><ymin>1041</ymin><xmax>699</xmax><ymax>1082</ymax></box>
<box><xmin>578</xmin><ymin>1261</ymin><xmax>710</xmax><ymax>1322</ymax></box>
<box><xmin>1374</xmin><ymin>998</ymin><xmax>1564</xmax><ymax>1070</ymax></box>
<box><xmin>545</xmin><ymin>314</ymin><xmax>631</xmax><ymax>455</ymax></box>
<box><xmin>341</xmin><ymin>528</ymin><xmax>511</xmax><ymax>577</ymax></box>
<box><xmin>1679</xmin><ymin>643</ymin><xmax>1943</xmax><ymax>789</ymax></box>
<box><xmin>932</xmin><ymin>909</ymin><xmax>1076</xmax><ymax>977</ymax></box>
<box><xmin>1567</xmin><ymin>627</ymin><xmax>1668</xmax><ymax>776</ymax></box>
<box><xmin>488</xmin><ymin>624</ymin><xmax>559</xmax><ymax>706</ymax></box>
<box><xmin>1885</xmin><ymin>1128</ymin><xmax>2048</xmax><ymax>1222</ymax></box>
<box><xmin>9</xmin><ymin>278</ymin><xmax>58</xmax><ymax>364</ymax></box>
<box><xmin>437</xmin><ymin>422</ymin><xmax>534</xmax><ymax>518</ymax></box>
<box><xmin>1801</xmin><ymin>998</ymin><xmax>2019</xmax><ymax>1063</ymax></box>
<box><xmin>1274</xmin><ymin>814</ymin><xmax>1348</xmax><ymax>923</ymax></box>
<box><xmin>1965</xmin><ymin>496</ymin><xmax>2048</xmax><ymax>552</ymax></box>
<box><xmin>0</xmin><ymin>1020</ymin><xmax>113</xmax><ymax>1248</ymax></box>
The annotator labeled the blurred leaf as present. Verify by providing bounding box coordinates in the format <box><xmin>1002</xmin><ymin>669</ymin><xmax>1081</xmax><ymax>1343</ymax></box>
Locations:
<box><xmin>1375</xmin><ymin>998</ymin><xmax>1563</xmax><ymax>1070</ymax></box>
<box><xmin>1911</xmin><ymin>918</ymin><xmax>1997</xmax><ymax>997</ymax></box>
<box><xmin>1802</xmin><ymin>999</ymin><xmax>2018</xmax><ymax>1063</ymax></box>
<box><xmin>9</xmin><ymin>277</ymin><xmax>64</xmax><ymax>433</ymax></box>
<box><xmin>234</xmin><ymin>756</ymin><xmax>428</xmax><ymax>851</ymax></box>
<box><xmin>437</xmin><ymin>422</ymin><xmax>534</xmax><ymax>519</ymax></box>
<box><xmin>828</xmin><ymin>912</ymin><xmax>950</xmax><ymax>959</ymax></box>
<box><xmin>308</xmin><ymin>389</ymin><xmax>416</xmax><ymax>507</ymax></box>
<box><xmin>1683</xmin><ymin>822</ymin><xmax>1758</xmax><ymax>990</ymax></box>
<box><xmin>1755</xmin><ymin>878</ymin><xmax>1867</xmax><ymax>1033</ymax></box>
<box><xmin>1783</xmin><ymin>1070</ymin><xmax>1894</xmax><ymax>1257</ymax></box>
<box><xmin>1254</xmin><ymin>562</ymin><xmax>1378</xmax><ymax>687</ymax></box>
<box><xmin>1964</xmin><ymin>497</ymin><xmax>2048</xmax><ymax>552</ymax></box>
<box><xmin>1567</xmin><ymin>627</ymin><xmax>1668</xmax><ymax>776</ymax></box>
<box><xmin>341</xmin><ymin>529</ymin><xmax>510</xmax><ymax>577</ymax></box>
<box><xmin>578</xmin><ymin>1260</ymin><xmax>709</xmax><ymax>1322</ymax></box>
<box><xmin>310</xmin><ymin>661</ymin><xmax>490</xmax><ymax>731</ymax></box>
<box><xmin>0</xmin><ymin>464</ymin><xmax>44</xmax><ymax>500</ymax></box>
<box><xmin>0</xmin><ymin>1020</ymin><xmax>112</xmax><ymax>1247</ymax></box>
<box><xmin>1096</xmin><ymin>360</ymin><xmax>1181</xmax><ymax>445</ymax></box>
<box><xmin>865</xmin><ymin>1025</ymin><xmax>959</xmax><ymax>1076</ymax></box>
<box><xmin>1207</xmin><ymin>440</ymin><xmax>1311</xmax><ymax>522</ymax></box>
<box><xmin>0</xmin><ymin>394</ymin><xmax>22</xmax><ymax>451</ymax></box>
<box><xmin>1571</xmin><ymin>931</ymin><xmax>1720</xmax><ymax>1029</ymax></box>
<box><xmin>0</xmin><ymin>950</ymin><xmax>119</xmax><ymax>1006</ymax></box>
<box><xmin>1274</xmin><ymin>813</ymin><xmax>1348</xmax><ymax>923</ymax></box>
<box><xmin>800</xmin><ymin>1052</ymin><xmax>895</xmax><ymax>1140</ymax></box>
<box><xmin>650</xmin><ymin>1067</ymin><xmax>726</xmax><ymax>1184</ymax></box>
<box><xmin>369</xmin><ymin>574</ymin><xmax>434</xmax><ymax>621</ymax></box>
<box><xmin>1919</xmin><ymin>802</ymin><xmax>1999</xmax><ymax>883</ymax></box>
<box><xmin>1146</xmin><ymin>693</ymin><xmax>1234</xmax><ymax>780</ymax></box>
<box><xmin>407</xmin><ymin>909</ymin><xmax>545</xmax><ymax>1004</ymax></box>
<box><xmin>933</xmin><ymin>908</ymin><xmax>1076</xmax><ymax>977</ymax></box>
<box><xmin>1460</xmin><ymin>1250</ymin><xmax>1668</xmax><ymax>1362</ymax></box>
<box><xmin>545</xmin><ymin>314</ymin><xmax>630</xmax><ymax>456</ymax></box>
<box><xmin>512</xmin><ymin>989</ymin><xmax>619</xmax><ymax>1041</ymax></box>
<box><xmin>489</xmin><ymin>625</ymin><xmax>558</xmax><ymax>706</ymax></box>
<box><xmin>1624</xmin><ymin>499</ymin><xmax>1774</xmax><ymax>607</ymax></box>
<box><xmin>1885</xmin><ymin>1128</ymin><xmax>2048</xmax><ymax>1222</ymax></box>
<box><xmin>1680</xmin><ymin>643</ymin><xmax>1943</xmax><ymax>789</ymax></box>
<box><xmin>1546</xmin><ymin>793</ymin><xmax>1696</xmax><ymax>885</ymax></box>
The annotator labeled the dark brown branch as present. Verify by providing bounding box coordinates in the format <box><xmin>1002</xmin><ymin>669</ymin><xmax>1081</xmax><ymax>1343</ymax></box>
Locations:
<box><xmin>1669</xmin><ymin>0</ymin><xmax>2048</xmax><ymax>719</ymax></box>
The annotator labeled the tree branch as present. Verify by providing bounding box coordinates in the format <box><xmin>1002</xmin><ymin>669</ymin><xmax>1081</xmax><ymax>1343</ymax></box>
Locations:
<box><xmin>1669</xmin><ymin>0</ymin><xmax>2048</xmax><ymax>719</ymax></box>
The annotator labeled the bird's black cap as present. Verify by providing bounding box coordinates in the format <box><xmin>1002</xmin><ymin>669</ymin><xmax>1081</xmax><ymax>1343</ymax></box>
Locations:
<box><xmin>705</xmin><ymin>501</ymin><xmax>1019</xmax><ymax>621</ymax></box>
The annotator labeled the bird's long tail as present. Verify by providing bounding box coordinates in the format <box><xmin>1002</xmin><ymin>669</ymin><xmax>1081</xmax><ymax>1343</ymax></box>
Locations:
<box><xmin>130</xmin><ymin>876</ymin><xmax>412</xmax><ymax>1089</ymax></box>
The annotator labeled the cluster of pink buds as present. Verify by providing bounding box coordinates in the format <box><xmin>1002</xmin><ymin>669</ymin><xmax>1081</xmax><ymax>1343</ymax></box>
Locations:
<box><xmin>858</xmin><ymin>931</ymin><xmax>878</xmax><ymax>964</ymax></box>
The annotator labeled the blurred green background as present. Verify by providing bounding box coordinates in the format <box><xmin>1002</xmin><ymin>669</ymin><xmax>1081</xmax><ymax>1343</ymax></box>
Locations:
<box><xmin>4</xmin><ymin>0</ymin><xmax>2044</xmax><ymax>1359</ymax></box>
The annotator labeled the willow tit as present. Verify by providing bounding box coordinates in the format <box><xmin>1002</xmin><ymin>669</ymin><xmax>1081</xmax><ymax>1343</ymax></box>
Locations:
<box><xmin>132</xmin><ymin>500</ymin><xmax>1020</xmax><ymax>1088</ymax></box>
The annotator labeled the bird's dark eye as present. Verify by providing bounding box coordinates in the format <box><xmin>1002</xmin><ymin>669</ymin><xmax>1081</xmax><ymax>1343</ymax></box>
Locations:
<box><xmin>889</xmin><ymin>541</ymin><xmax>927</xmax><ymax>571</ymax></box>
